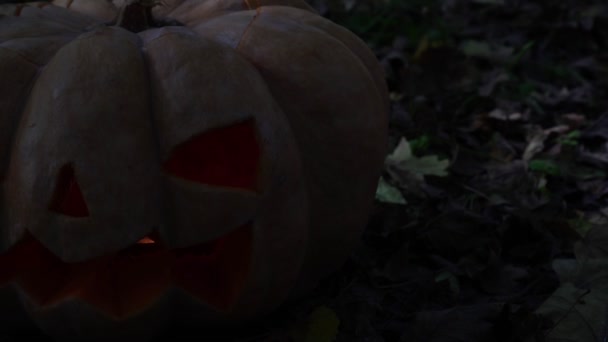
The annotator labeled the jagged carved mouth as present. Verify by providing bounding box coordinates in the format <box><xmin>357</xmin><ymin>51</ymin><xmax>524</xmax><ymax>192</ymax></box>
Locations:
<box><xmin>0</xmin><ymin>224</ymin><xmax>252</xmax><ymax>319</ymax></box>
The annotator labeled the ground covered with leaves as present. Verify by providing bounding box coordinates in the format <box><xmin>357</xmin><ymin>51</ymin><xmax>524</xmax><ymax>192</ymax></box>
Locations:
<box><xmin>278</xmin><ymin>1</ymin><xmax>608</xmax><ymax>341</ymax></box>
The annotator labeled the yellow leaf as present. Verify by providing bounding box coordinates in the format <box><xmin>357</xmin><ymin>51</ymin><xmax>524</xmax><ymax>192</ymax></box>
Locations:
<box><xmin>413</xmin><ymin>35</ymin><xmax>430</xmax><ymax>62</ymax></box>
<box><xmin>303</xmin><ymin>306</ymin><xmax>340</xmax><ymax>342</ymax></box>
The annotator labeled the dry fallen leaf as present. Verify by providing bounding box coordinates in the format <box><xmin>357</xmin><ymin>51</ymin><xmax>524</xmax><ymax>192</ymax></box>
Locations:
<box><xmin>385</xmin><ymin>137</ymin><xmax>450</xmax><ymax>182</ymax></box>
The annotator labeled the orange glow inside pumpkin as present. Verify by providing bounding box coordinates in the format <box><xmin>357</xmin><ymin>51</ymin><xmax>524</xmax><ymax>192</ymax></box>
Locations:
<box><xmin>138</xmin><ymin>236</ymin><xmax>156</xmax><ymax>244</ymax></box>
<box><xmin>0</xmin><ymin>225</ymin><xmax>253</xmax><ymax>319</ymax></box>
<box><xmin>1</xmin><ymin>119</ymin><xmax>261</xmax><ymax>318</ymax></box>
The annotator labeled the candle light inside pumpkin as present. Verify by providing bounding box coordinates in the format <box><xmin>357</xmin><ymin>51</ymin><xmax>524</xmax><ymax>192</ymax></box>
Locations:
<box><xmin>137</xmin><ymin>237</ymin><xmax>155</xmax><ymax>244</ymax></box>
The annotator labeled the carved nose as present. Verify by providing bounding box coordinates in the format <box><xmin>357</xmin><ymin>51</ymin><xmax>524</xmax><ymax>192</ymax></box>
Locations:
<box><xmin>48</xmin><ymin>164</ymin><xmax>89</xmax><ymax>217</ymax></box>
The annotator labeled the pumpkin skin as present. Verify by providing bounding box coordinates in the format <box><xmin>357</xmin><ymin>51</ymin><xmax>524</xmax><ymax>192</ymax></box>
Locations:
<box><xmin>0</xmin><ymin>1</ymin><xmax>388</xmax><ymax>341</ymax></box>
<box><xmin>158</xmin><ymin>0</ymin><xmax>389</xmax><ymax>296</ymax></box>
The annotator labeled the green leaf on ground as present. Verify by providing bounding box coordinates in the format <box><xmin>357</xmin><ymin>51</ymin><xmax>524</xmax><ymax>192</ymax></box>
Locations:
<box><xmin>528</xmin><ymin>159</ymin><xmax>560</xmax><ymax>175</ymax></box>
<box><xmin>376</xmin><ymin>177</ymin><xmax>407</xmax><ymax>204</ymax></box>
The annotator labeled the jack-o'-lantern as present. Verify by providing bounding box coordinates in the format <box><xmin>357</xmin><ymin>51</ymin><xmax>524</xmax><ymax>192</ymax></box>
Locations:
<box><xmin>0</xmin><ymin>1</ymin><xmax>388</xmax><ymax>341</ymax></box>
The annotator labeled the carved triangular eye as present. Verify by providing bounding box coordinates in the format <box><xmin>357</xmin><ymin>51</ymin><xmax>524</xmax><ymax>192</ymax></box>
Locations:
<box><xmin>163</xmin><ymin>119</ymin><xmax>260</xmax><ymax>191</ymax></box>
<box><xmin>49</xmin><ymin>164</ymin><xmax>89</xmax><ymax>217</ymax></box>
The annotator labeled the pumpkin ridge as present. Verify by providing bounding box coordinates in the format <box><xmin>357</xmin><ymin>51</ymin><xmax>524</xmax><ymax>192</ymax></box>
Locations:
<box><xmin>10</xmin><ymin>2</ymin><xmax>52</xmax><ymax>16</ymax></box>
<box><xmin>243</xmin><ymin>0</ymin><xmax>261</xmax><ymax>10</ymax></box>
<box><xmin>0</xmin><ymin>47</ymin><xmax>41</xmax><ymax>181</ymax></box>
<box><xmin>235</xmin><ymin>6</ymin><xmax>261</xmax><ymax>51</ymax></box>
<box><xmin>12</xmin><ymin>5</ymin><xmax>25</xmax><ymax>16</ymax></box>
<box><xmin>0</xmin><ymin>45</ymin><xmax>45</xmax><ymax>67</ymax></box>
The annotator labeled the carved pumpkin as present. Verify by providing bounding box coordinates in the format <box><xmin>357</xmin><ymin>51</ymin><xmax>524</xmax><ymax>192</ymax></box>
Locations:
<box><xmin>0</xmin><ymin>0</ymin><xmax>388</xmax><ymax>340</ymax></box>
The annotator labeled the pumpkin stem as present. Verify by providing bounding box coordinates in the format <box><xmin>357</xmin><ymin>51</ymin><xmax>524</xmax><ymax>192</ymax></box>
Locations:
<box><xmin>114</xmin><ymin>0</ymin><xmax>164</xmax><ymax>32</ymax></box>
